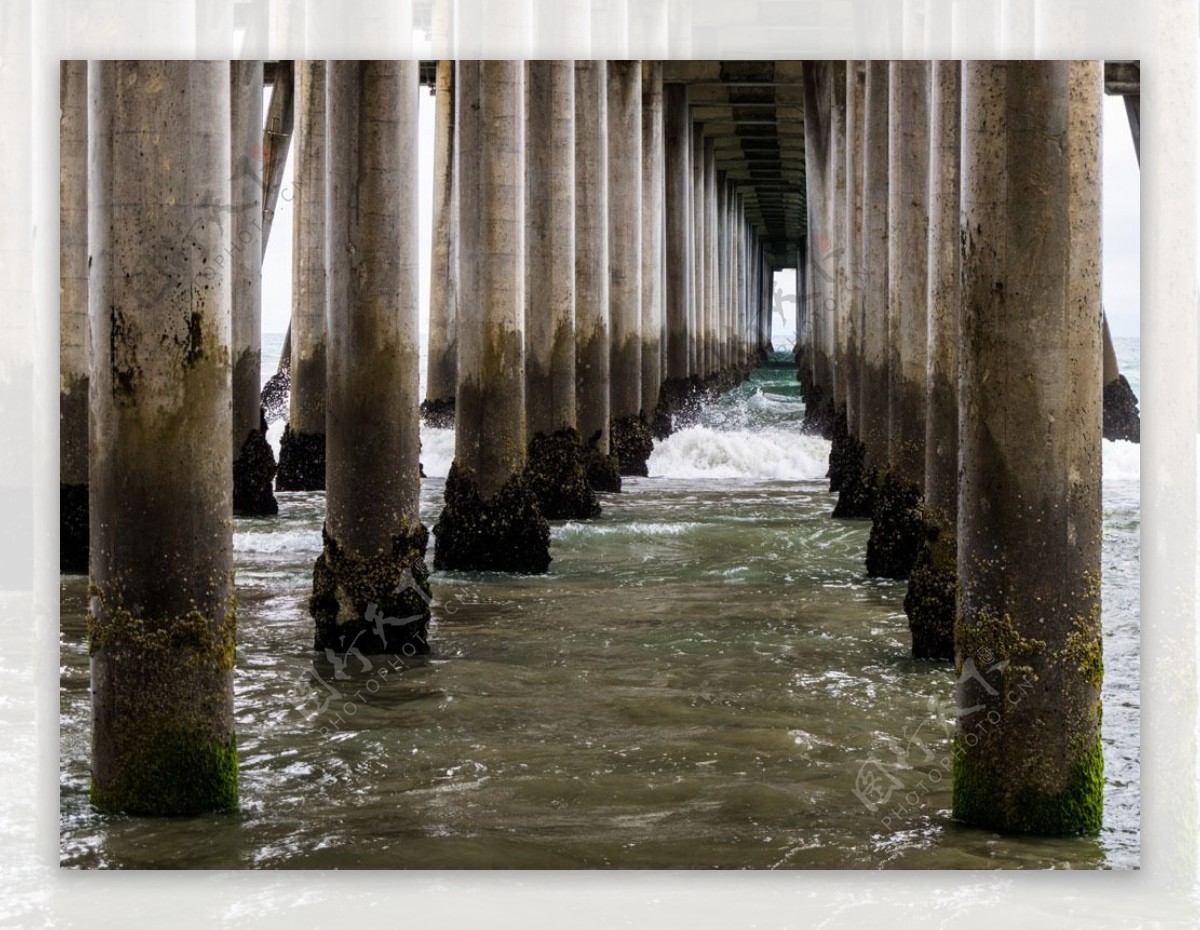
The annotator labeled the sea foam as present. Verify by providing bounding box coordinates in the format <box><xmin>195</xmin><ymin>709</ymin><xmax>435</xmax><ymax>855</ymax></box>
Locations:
<box><xmin>647</xmin><ymin>424</ymin><xmax>830</xmax><ymax>481</ymax></box>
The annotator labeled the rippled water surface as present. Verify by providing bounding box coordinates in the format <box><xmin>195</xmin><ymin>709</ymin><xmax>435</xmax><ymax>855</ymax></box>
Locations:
<box><xmin>60</xmin><ymin>351</ymin><xmax>1140</xmax><ymax>869</ymax></box>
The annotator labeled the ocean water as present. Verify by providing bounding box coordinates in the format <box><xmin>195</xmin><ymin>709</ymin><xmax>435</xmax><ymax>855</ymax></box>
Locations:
<box><xmin>58</xmin><ymin>340</ymin><xmax>1140</xmax><ymax>869</ymax></box>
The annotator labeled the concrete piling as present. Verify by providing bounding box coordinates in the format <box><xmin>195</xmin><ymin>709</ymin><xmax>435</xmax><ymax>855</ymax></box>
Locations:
<box><xmin>858</xmin><ymin>61</ymin><xmax>890</xmax><ymax>482</ymax></box>
<box><xmin>434</xmin><ymin>61</ymin><xmax>551</xmax><ymax>574</ymax></box>
<box><xmin>276</xmin><ymin>60</ymin><xmax>328</xmax><ymax>491</ymax></box>
<box><xmin>607</xmin><ymin>61</ymin><xmax>651</xmax><ymax>477</ymax></box>
<box><xmin>423</xmin><ymin>60</ymin><xmax>458</xmax><ymax>429</ymax></box>
<box><xmin>312</xmin><ymin>61</ymin><xmax>431</xmax><ymax>655</ymax></box>
<box><xmin>640</xmin><ymin>61</ymin><xmax>665</xmax><ymax>436</ymax></box>
<box><xmin>904</xmin><ymin>60</ymin><xmax>961</xmax><ymax>660</ymax></box>
<box><xmin>660</xmin><ymin>81</ymin><xmax>694</xmax><ymax>430</ymax></box>
<box><xmin>831</xmin><ymin>60</ymin><xmax>874</xmax><ymax>519</ymax></box>
<box><xmin>691</xmin><ymin>123</ymin><xmax>706</xmax><ymax>381</ymax></box>
<box><xmin>230</xmin><ymin>60</ymin><xmax>278</xmax><ymax>517</ymax></box>
<box><xmin>954</xmin><ymin>60</ymin><xmax>1104</xmax><ymax>835</ymax></box>
<box><xmin>88</xmin><ymin>60</ymin><xmax>237</xmax><ymax>815</ymax></box>
<box><xmin>800</xmin><ymin>62</ymin><xmax>834</xmax><ymax>437</ymax></box>
<box><xmin>865</xmin><ymin>60</ymin><xmax>930</xmax><ymax>580</ymax></box>
<box><xmin>574</xmin><ymin>61</ymin><xmax>622</xmax><ymax>493</ymax></box>
<box><xmin>60</xmin><ymin>60</ymin><xmax>88</xmax><ymax>573</ymax></box>
<box><xmin>523</xmin><ymin>60</ymin><xmax>599</xmax><ymax>520</ymax></box>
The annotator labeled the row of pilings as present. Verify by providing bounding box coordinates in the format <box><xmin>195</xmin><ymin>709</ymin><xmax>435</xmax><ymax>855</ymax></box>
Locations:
<box><xmin>797</xmin><ymin>60</ymin><xmax>1110</xmax><ymax>836</ymax></box>
<box><xmin>58</xmin><ymin>61</ymin><xmax>774</xmax><ymax>815</ymax></box>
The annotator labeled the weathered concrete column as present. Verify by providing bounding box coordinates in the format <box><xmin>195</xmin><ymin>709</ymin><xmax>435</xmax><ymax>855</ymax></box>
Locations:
<box><xmin>607</xmin><ymin>61</ymin><xmax>651</xmax><ymax>477</ymax></box>
<box><xmin>435</xmin><ymin>61</ymin><xmax>551</xmax><ymax>573</ymax></box>
<box><xmin>423</xmin><ymin>60</ymin><xmax>458</xmax><ymax>428</ymax></box>
<box><xmin>715</xmin><ymin>177</ymin><xmax>729</xmax><ymax>376</ymax></box>
<box><xmin>954</xmin><ymin>60</ymin><xmax>1103</xmax><ymax>835</ymax></box>
<box><xmin>843</xmin><ymin>61</ymin><xmax>864</xmax><ymax>438</ymax></box>
<box><xmin>858</xmin><ymin>61</ymin><xmax>890</xmax><ymax>477</ymax></box>
<box><xmin>904</xmin><ymin>60</ymin><xmax>960</xmax><ymax>659</ymax></box>
<box><xmin>703</xmin><ymin>136</ymin><xmax>718</xmax><ymax>380</ymax></box>
<box><xmin>866</xmin><ymin>60</ymin><xmax>930</xmax><ymax>580</ymax></box>
<box><xmin>725</xmin><ymin>184</ymin><xmax>738</xmax><ymax>373</ymax></box>
<box><xmin>831</xmin><ymin>60</ymin><xmax>874</xmax><ymax>519</ymax></box>
<box><xmin>88</xmin><ymin>60</ymin><xmax>236</xmax><ymax>815</ymax></box>
<box><xmin>523</xmin><ymin>60</ymin><xmax>598</xmax><ymax>520</ymax></box>
<box><xmin>230</xmin><ymin>60</ymin><xmax>278</xmax><ymax>517</ymax></box>
<box><xmin>795</xmin><ymin>234</ymin><xmax>811</xmax><ymax>384</ymax></box>
<box><xmin>800</xmin><ymin>62</ymin><xmax>834</xmax><ymax>436</ymax></box>
<box><xmin>660</xmin><ymin>82</ymin><xmax>693</xmax><ymax>427</ymax></box>
<box><xmin>733</xmin><ymin>196</ymin><xmax>747</xmax><ymax>369</ymax></box>
<box><xmin>640</xmin><ymin>61</ymin><xmax>664</xmax><ymax>431</ymax></box>
<box><xmin>277</xmin><ymin>60</ymin><xmax>327</xmax><ymax>491</ymax></box>
<box><xmin>574</xmin><ymin>60</ymin><xmax>621</xmax><ymax>493</ymax></box>
<box><xmin>828</xmin><ymin>63</ymin><xmax>848</xmax><ymax>418</ymax></box>
<box><xmin>313</xmin><ymin>61</ymin><xmax>430</xmax><ymax>655</ymax></box>
<box><xmin>825</xmin><ymin>62</ymin><xmax>854</xmax><ymax>498</ymax></box>
<box><xmin>691</xmin><ymin>123</ymin><xmax>706</xmax><ymax>379</ymax></box>
<box><xmin>60</xmin><ymin>60</ymin><xmax>88</xmax><ymax>573</ymax></box>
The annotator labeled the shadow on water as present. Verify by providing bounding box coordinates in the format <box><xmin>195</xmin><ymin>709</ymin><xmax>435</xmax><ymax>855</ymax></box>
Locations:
<box><xmin>59</xmin><ymin>353</ymin><xmax>1139</xmax><ymax>869</ymax></box>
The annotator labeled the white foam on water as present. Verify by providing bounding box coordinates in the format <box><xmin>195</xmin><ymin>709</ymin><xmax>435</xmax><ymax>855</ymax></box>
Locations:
<box><xmin>553</xmin><ymin>520</ymin><xmax>702</xmax><ymax>540</ymax></box>
<box><xmin>421</xmin><ymin>426</ymin><xmax>456</xmax><ymax>478</ymax></box>
<box><xmin>1103</xmin><ymin>439</ymin><xmax>1140</xmax><ymax>485</ymax></box>
<box><xmin>647</xmin><ymin>424</ymin><xmax>830</xmax><ymax>481</ymax></box>
<box><xmin>233</xmin><ymin>527</ymin><xmax>322</xmax><ymax>555</ymax></box>
<box><xmin>265</xmin><ymin>417</ymin><xmax>286</xmax><ymax>459</ymax></box>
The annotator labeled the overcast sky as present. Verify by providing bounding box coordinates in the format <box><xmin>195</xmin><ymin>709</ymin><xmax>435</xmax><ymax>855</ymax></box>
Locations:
<box><xmin>260</xmin><ymin>86</ymin><xmax>1141</xmax><ymax>353</ymax></box>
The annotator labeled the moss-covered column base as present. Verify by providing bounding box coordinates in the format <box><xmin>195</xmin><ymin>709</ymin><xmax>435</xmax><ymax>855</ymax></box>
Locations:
<box><xmin>830</xmin><ymin>433</ymin><xmax>876</xmax><ymax>519</ymax></box>
<box><xmin>1102</xmin><ymin>374</ymin><xmax>1140</xmax><ymax>443</ymax></box>
<box><xmin>60</xmin><ymin>483</ymin><xmax>88</xmax><ymax>574</ymax></box>
<box><xmin>525</xmin><ymin>428</ymin><xmax>602</xmax><ymax>519</ymax></box>
<box><xmin>865</xmin><ymin>471</ymin><xmax>926</xmax><ymax>579</ymax></box>
<box><xmin>611</xmin><ymin>413</ymin><xmax>654</xmax><ymax>477</ymax></box>
<box><xmin>433</xmin><ymin>464</ymin><xmax>552</xmax><ymax>573</ymax></box>
<box><xmin>89</xmin><ymin>599</ymin><xmax>237</xmax><ymax>815</ymax></box>
<box><xmin>311</xmin><ymin>524</ymin><xmax>432</xmax><ymax>655</ymax></box>
<box><xmin>581</xmin><ymin>431</ymin><xmax>623</xmax><ymax>493</ymax></box>
<box><xmin>276</xmin><ymin>426</ymin><xmax>325</xmax><ymax>491</ymax></box>
<box><xmin>232</xmin><ymin>419</ymin><xmax>279</xmax><ymax>517</ymax></box>
<box><xmin>953</xmin><ymin>733</ymin><xmax>1104</xmax><ymax>835</ymax></box>
<box><xmin>420</xmin><ymin>395</ymin><xmax>456</xmax><ymax>429</ymax></box>
<box><xmin>903</xmin><ymin>519</ymin><xmax>955</xmax><ymax>659</ymax></box>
